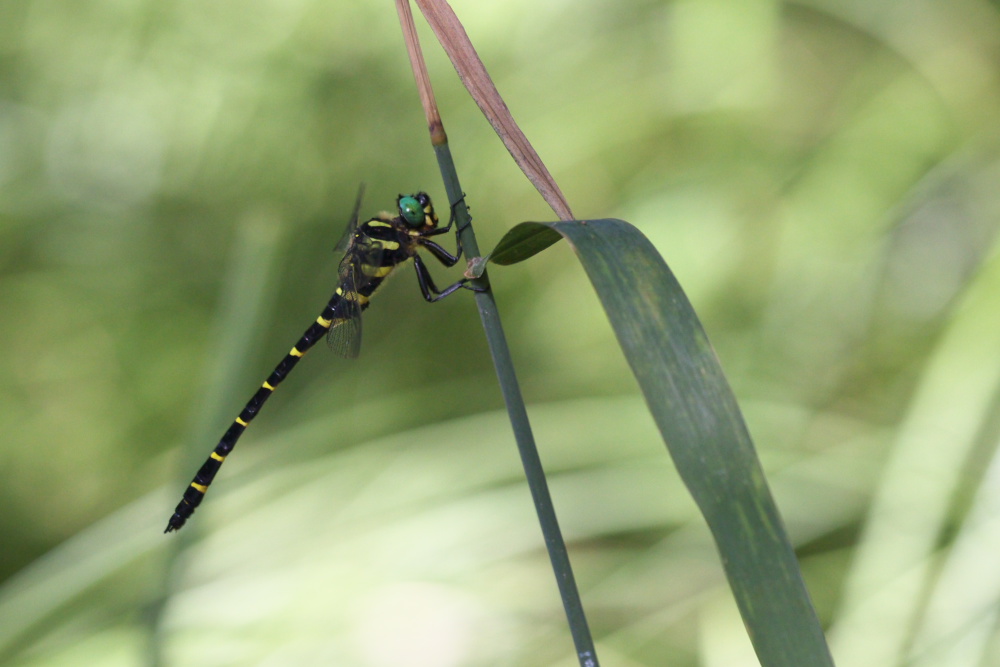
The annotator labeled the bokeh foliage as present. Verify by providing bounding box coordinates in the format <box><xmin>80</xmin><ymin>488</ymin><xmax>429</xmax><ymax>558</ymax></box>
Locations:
<box><xmin>2</xmin><ymin>0</ymin><xmax>1000</xmax><ymax>665</ymax></box>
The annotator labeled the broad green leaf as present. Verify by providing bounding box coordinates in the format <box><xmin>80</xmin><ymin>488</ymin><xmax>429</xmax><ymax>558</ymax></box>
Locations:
<box><xmin>489</xmin><ymin>219</ymin><xmax>834</xmax><ymax>667</ymax></box>
<box><xmin>485</xmin><ymin>222</ymin><xmax>562</xmax><ymax>267</ymax></box>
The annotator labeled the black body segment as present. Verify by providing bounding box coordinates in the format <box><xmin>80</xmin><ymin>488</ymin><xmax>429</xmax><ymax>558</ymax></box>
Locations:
<box><xmin>165</xmin><ymin>191</ymin><xmax>480</xmax><ymax>532</ymax></box>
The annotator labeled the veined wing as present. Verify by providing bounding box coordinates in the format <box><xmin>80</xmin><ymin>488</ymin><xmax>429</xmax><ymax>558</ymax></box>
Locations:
<box><xmin>326</xmin><ymin>184</ymin><xmax>371</xmax><ymax>359</ymax></box>
<box><xmin>327</xmin><ymin>185</ymin><xmax>401</xmax><ymax>359</ymax></box>
<box><xmin>333</xmin><ymin>183</ymin><xmax>366</xmax><ymax>255</ymax></box>
<box><xmin>326</xmin><ymin>256</ymin><xmax>365</xmax><ymax>359</ymax></box>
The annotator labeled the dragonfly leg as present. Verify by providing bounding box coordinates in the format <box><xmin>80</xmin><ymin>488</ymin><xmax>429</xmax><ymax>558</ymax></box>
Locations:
<box><xmin>449</xmin><ymin>192</ymin><xmax>471</xmax><ymax>233</ymax></box>
<box><xmin>420</xmin><ymin>238</ymin><xmax>461</xmax><ymax>267</ymax></box>
<box><xmin>413</xmin><ymin>255</ymin><xmax>485</xmax><ymax>302</ymax></box>
<box><xmin>419</xmin><ymin>193</ymin><xmax>475</xmax><ymax>273</ymax></box>
<box><xmin>426</xmin><ymin>192</ymin><xmax>468</xmax><ymax>234</ymax></box>
<box><xmin>422</xmin><ymin>193</ymin><xmax>471</xmax><ymax>237</ymax></box>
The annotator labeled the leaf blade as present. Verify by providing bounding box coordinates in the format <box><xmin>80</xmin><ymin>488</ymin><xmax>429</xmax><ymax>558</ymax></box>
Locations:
<box><xmin>489</xmin><ymin>218</ymin><xmax>834</xmax><ymax>667</ymax></box>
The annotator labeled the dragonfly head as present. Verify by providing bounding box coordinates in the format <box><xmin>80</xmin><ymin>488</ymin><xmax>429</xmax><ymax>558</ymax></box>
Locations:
<box><xmin>397</xmin><ymin>192</ymin><xmax>438</xmax><ymax>229</ymax></box>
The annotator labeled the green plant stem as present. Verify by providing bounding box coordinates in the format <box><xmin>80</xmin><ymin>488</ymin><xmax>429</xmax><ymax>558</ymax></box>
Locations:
<box><xmin>432</xmin><ymin>143</ymin><xmax>598</xmax><ymax>667</ymax></box>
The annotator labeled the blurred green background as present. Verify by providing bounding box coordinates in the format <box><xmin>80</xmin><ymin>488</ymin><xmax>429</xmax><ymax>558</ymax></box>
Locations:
<box><xmin>3</xmin><ymin>0</ymin><xmax>1000</xmax><ymax>665</ymax></box>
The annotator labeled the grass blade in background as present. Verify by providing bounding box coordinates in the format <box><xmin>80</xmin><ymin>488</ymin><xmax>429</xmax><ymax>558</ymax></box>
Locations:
<box><xmin>830</xmin><ymin>245</ymin><xmax>1000</xmax><ymax>666</ymax></box>
<box><xmin>150</xmin><ymin>216</ymin><xmax>285</xmax><ymax>663</ymax></box>
<box><xmin>488</xmin><ymin>219</ymin><xmax>835</xmax><ymax>667</ymax></box>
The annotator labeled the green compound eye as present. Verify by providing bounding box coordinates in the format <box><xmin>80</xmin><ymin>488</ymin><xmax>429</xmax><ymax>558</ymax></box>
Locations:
<box><xmin>398</xmin><ymin>195</ymin><xmax>425</xmax><ymax>227</ymax></box>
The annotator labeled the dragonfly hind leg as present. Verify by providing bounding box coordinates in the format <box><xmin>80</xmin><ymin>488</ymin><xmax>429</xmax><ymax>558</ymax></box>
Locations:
<box><xmin>412</xmin><ymin>255</ymin><xmax>486</xmax><ymax>302</ymax></box>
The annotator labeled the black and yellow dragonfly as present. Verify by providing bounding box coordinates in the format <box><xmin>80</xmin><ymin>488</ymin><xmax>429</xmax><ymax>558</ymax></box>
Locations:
<box><xmin>165</xmin><ymin>188</ymin><xmax>479</xmax><ymax>533</ymax></box>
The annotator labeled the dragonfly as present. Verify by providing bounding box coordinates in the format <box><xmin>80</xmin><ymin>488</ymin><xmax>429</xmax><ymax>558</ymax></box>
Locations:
<box><xmin>165</xmin><ymin>188</ymin><xmax>480</xmax><ymax>533</ymax></box>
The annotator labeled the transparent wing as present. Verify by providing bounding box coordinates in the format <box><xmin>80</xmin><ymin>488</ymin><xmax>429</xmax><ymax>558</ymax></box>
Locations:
<box><xmin>333</xmin><ymin>183</ymin><xmax>366</xmax><ymax>255</ymax></box>
<box><xmin>325</xmin><ymin>184</ymin><xmax>370</xmax><ymax>359</ymax></box>
<box><xmin>326</xmin><ymin>259</ymin><xmax>364</xmax><ymax>359</ymax></box>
